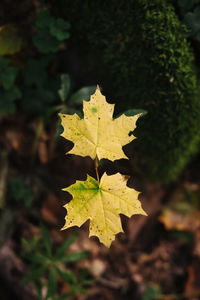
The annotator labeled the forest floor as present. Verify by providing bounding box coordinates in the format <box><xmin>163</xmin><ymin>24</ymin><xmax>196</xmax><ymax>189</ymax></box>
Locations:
<box><xmin>0</xmin><ymin>114</ymin><xmax>200</xmax><ymax>300</ymax></box>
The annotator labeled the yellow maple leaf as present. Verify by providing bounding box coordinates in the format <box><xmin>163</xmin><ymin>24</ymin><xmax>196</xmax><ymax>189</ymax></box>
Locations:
<box><xmin>62</xmin><ymin>173</ymin><xmax>147</xmax><ymax>247</ymax></box>
<box><xmin>59</xmin><ymin>86</ymin><xmax>140</xmax><ymax>161</ymax></box>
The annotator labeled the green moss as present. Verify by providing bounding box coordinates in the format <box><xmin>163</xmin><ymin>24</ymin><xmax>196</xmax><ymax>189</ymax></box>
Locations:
<box><xmin>49</xmin><ymin>0</ymin><xmax>200</xmax><ymax>183</ymax></box>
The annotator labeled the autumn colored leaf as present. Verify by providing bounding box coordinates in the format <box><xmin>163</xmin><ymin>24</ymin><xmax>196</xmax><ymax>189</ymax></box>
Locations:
<box><xmin>0</xmin><ymin>24</ymin><xmax>22</xmax><ymax>55</ymax></box>
<box><xmin>60</xmin><ymin>85</ymin><xmax>147</xmax><ymax>247</ymax></box>
<box><xmin>62</xmin><ymin>173</ymin><xmax>147</xmax><ymax>247</ymax></box>
<box><xmin>59</xmin><ymin>86</ymin><xmax>140</xmax><ymax>161</ymax></box>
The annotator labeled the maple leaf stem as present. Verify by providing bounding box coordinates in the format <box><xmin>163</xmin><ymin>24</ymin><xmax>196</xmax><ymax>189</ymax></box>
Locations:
<box><xmin>95</xmin><ymin>156</ymin><xmax>100</xmax><ymax>183</ymax></box>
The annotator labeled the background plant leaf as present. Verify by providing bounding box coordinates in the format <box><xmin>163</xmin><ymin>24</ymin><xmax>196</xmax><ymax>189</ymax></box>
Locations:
<box><xmin>58</xmin><ymin>74</ymin><xmax>71</xmax><ymax>102</ymax></box>
<box><xmin>0</xmin><ymin>24</ymin><xmax>22</xmax><ymax>55</ymax></box>
<box><xmin>50</xmin><ymin>18</ymin><xmax>70</xmax><ymax>41</ymax></box>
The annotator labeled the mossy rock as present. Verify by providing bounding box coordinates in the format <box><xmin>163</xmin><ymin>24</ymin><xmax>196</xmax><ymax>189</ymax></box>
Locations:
<box><xmin>49</xmin><ymin>0</ymin><xmax>200</xmax><ymax>183</ymax></box>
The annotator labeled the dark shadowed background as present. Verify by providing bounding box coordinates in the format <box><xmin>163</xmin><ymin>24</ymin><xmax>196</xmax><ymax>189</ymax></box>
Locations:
<box><xmin>0</xmin><ymin>0</ymin><xmax>200</xmax><ymax>299</ymax></box>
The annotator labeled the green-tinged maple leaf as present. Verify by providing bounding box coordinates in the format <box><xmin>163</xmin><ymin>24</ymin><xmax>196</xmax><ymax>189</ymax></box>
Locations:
<box><xmin>59</xmin><ymin>86</ymin><xmax>141</xmax><ymax>161</ymax></box>
<box><xmin>62</xmin><ymin>173</ymin><xmax>147</xmax><ymax>248</ymax></box>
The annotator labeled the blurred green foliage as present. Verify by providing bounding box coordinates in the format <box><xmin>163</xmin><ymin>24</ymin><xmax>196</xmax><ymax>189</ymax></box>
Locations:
<box><xmin>33</xmin><ymin>10</ymin><xmax>70</xmax><ymax>53</ymax></box>
<box><xmin>0</xmin><ymin>24</ymin><xmax>22</xmax><ymax>55</ymax></box>
<box><xmin>0</xmin><ymin>6</ymin><xmax>95</xmax><ymax>122</ymax></box>
<box><xmin>56</xmin><ymin>74</ymin><xmax>96</xmax><ymax>136</ymax></box>
<box><xmin>0</xmin><ymin>56</ymin><xmax>21</xmax><ymax>114</ymax></box>
<box><xmin>22</xmin><ymin>226</ymin><xmax>93</xmax><ymax>300</ymax></box>
<box><xmin>57</xmin><ymin>73</ymin><xmax>95</xmax><ymax>114</ymax></box>
<box><xmin>0</xmin><ymin>7</ymin><xmax>70</xmax><ymax>116</ymax></box>
<box><xmin>177</xmin><ymin>0</ymin><xmax>200</xmax><ymax>40</ymax></box>
<box><xmin>7</xmin><ymin>176</ymin><xmax>34</xmax><ymax>208</ymax></box>
<box><xmin>51</xmin><ymin>0</ymin><xmax>200</xmax><ymax>183</ymax></box>
<box><xmin>170</xmin><ymin>230</ymin><xmax>194</xmax><ymax>244</ymax></box>
<box><xmin>177</xmin><ymin>0</ymin><xmax>200</xmax><ymax>12</ymax></box>
<box><xmin>142</xmin><ymin>284</ymin><xmax>162</xmax><ymax>300</ymax></box>
<box><xmin>21</xmin><ymin>56</ymin><xmax>59</xmax><ymax>115</ymax></box>
<box><xmin>184</xmin><ymin>7</ymin><xmax>200</xmax><ymax>40</ymax></box>
<box><xmin>0</xmin><ymin>57</ymin><xmax>18</xmax><ymax>89</ymax></box>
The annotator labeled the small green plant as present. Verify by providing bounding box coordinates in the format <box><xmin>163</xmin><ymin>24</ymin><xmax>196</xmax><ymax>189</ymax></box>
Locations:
<box><xmin>22</xmin><ymin>225</ymin><xmax>92</xmax><ymax>300</ymax></box>
<box><xmin>56</xmin><ymin>74</ymin><xmax>96</xmax><ymax>137</ymax></box>
<box><xmin>0</xmin><ymin>6</ymin><xmax>70</xmax><ymax>116</ymax></box>
<box><xmin>33</xmin><ymin>10</ymin><xmax>70</xmax><ymax>54</ymax></box>
<box><xmin>57</xmin><ymin>74</ymin><xmax>96</xmax><ymax>115</ymax></box>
